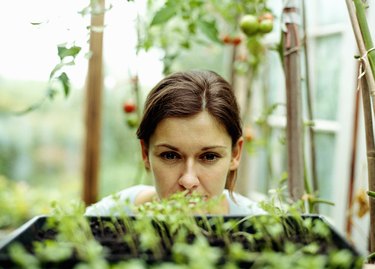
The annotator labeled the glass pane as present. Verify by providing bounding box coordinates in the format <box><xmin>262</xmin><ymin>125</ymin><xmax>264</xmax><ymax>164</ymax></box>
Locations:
<box><xmin>305</xmin><ymin>0</ymin><xmax>348</xmax><ymax>26</ymax></box>
<box><xmin>266</xmin><ymin>51</ymin><xmax>286</xmax><ymax>117</ymax></box>
<box><xmin>313</xmin><ymin>34</ymin><xmax>342</xmax><ymax>121</ymax></box>
<box><xmin>315</xmin><ymin>132</ymin><xmax>336</xmax><ymax>215</ymax></box>
<box><xmin>253</xmin><ymin>126</ymin><xmax>287</xmax><ymax>193</ymax></box>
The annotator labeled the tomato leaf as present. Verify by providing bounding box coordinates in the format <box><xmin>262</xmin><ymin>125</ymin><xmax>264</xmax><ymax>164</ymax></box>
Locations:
<box><xmin>49</xmin><ymin>61</ymin><xmax>74</xmax><ymax>79</ymax></box>
<box><xmin>197</xmin><ymin>19</ymin><xmax>220</xmax><ymax>43</ymax></box>
<box><xmin>57</xmin><ymin>72</ymin><xmax>70</xmax><ymax>97</ymax></box>
<box><xmin>57</xmin><ymin>45</ymin><xmax>81</xmax><ymax>60</ymax></box>
<box><xmin>150</xmin><ymin>5</ymin><xmax>176</xmax><ymax>26</ymax></box>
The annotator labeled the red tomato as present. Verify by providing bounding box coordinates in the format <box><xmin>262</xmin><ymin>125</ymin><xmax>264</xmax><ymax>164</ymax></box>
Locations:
<box><xmin>123</xmin><ymin>101</ymin><xmax>136</xmax><ymax>113</ymax></box>
<box><xmin>244</xmin><ymin>126</ymin><xmax>255</xmax><ymax>142</ymax></box>
<box><xmin>232</xmin><ymin>36</ymin><xmax>242</xmax><ymax>46</ymax></box>
<box><xmin>222</xmin><ymin>35</ymin><xmax>232</xmax><ymax>44</ymax></box>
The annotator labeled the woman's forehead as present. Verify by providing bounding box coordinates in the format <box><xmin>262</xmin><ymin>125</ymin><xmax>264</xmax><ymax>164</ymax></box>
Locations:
<box><xmin>150</xmin><ymin>111</ymin><xmax>231</xmax><ymax>147</ymax></box>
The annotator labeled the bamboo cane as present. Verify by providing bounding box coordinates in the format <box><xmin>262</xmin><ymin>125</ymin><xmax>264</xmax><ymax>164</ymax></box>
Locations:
<box><xmin>360</xmin><ymin>75</ymin><xmax>375</xmax><ymax>260</ymax></box>
<box><xmin>346</xmin><ymin>77</ymin><xmax>361</xmax><ymax>239</ymax></box>
<box><xmin>353</xmin><ymin>0</ymin><xmax>375</xmax><ymax>78</ymax></box>
<box><xmin>283</xmin><ymin>1</ymin><xmax>304</xmax><ymax>201</ymax></box>
<box><xmin>345</xmin><ymin>0</ymin><xmax>375</xmax><ymax>257</ymax></box>
<box><xmin>301</xmin><ymin>0</ymin><xmax>319</xmax><ymax>213</ymax></box>
<box><xmin>83</xmin><ymin>0</ymin><xmax>105</xmax><ymax>206</ymax></box>
<box><xmin>352</xmin><ymin>0</ymin><xmax>375</xmax><ymax>140</ymax></box>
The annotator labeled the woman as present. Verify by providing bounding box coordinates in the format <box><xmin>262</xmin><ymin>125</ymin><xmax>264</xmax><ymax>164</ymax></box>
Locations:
<box><xmin>86</xmin><ymin>70</ymin><xmax>264</xmax><ymax>215</ymax></box>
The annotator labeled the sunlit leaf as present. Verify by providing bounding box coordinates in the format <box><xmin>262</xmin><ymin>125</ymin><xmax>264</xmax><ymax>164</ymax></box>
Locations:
<box><xmin>197</xmin><ymin>19</ymin><xmax>220</xmax><ymax>43</ymax></box>
<box><xmin>49</xmin><ymin>62</ymin><xmax>64</xmax><ymax>79</ymax></box>
<box><xmin>150</xmin><ymin>5</ymin><xmax>176</xmax><ymax>26</ymax></box>
<box><xmin>49</xmin><ymin>61</ymin><xmax>75</xmax><ymax>79</ymax></box>
<box><xmin>57</xmin><ymin>72</ymin><xmax>70</xmax><ymax>97</ymax></box>
<box><xmin>57</xmin><ymin>45</ymin><xmax>81</xmax><ymax>60</ymax></box>
<box><xmin>30</xmin><ymin>19</ymin><xmax>49</xmax><ymax>26</ymax></box>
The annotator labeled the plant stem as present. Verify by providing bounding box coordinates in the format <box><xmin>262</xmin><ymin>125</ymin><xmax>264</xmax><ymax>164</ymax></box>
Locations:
<box><xmin>360</xmin><ymin>75</ymin><xmax>375</xmax><ymax>259</ymax></box>
<box><xmin>302</xmin><ymin>0</ymin><xmax>319</xmax><ymax>208</ymax></box>
<box><xmin>346</xmin><ymin>78</ymin><xmax>361</xmax><ymax>238</ymax></box>
<box><xmin>353</xmin><ymin>0</ymin><xmax>375</xmax><ymax>77</ymax></box>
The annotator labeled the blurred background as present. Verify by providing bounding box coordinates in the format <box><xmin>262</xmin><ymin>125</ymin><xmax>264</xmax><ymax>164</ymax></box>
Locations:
<box><xmin>0</xmin><ymin>0</ymin><xmax>373</xmax><ymax>254</ymax></box>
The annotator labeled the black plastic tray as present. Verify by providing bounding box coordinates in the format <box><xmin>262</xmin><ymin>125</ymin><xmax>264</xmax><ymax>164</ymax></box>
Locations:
<box><xmin>0</xmin><ymin>214</ymin><xmax>362</xmax><ymax>268</ymax></box>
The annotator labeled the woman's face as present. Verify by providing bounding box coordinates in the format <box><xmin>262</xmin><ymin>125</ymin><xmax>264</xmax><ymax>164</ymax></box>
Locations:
<box><xmin>140</xmin><ymin>111</ymin><xmax>243</xmax><ymax>202</ymax></box>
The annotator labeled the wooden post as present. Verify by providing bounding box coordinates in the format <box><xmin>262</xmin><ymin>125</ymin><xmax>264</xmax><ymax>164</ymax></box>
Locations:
<box><xmin>83</xmin><ymin>0</ymin><xmax>105</xmax><ymax>206</ymax></box>
<box><xmin>283</xmin><ymin>1</ymin><xmax>304</xmax><ymax>201</ymax></box>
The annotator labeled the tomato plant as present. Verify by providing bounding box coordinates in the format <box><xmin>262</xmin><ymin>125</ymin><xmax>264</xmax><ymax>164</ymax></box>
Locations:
<box><xmin>139</xmin><ymin>0</ymin><xmax>273</xmax><ymax>75</ymax></box>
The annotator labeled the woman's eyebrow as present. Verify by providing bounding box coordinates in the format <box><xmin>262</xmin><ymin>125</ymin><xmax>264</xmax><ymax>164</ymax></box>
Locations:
<box><xmin>154</xmin><ymin>144</ymin><xmax>227</xmax><ymax>151</ymax></box>
<box><xmin>201</xmin><ymin>146</ymin><xmax>227</xmax><ymax>150</ymax></box>
<box><xmin>154</xmin><ymin>144</ymin><xmax>179</xmax><ymax>151</ymax></box>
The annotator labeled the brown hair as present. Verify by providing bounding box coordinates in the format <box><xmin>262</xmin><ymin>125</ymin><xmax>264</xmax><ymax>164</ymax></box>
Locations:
<box><xmin>136</xmin><ymin>70</ymin><xmax>242</xmax><ymax>193</ymax></box>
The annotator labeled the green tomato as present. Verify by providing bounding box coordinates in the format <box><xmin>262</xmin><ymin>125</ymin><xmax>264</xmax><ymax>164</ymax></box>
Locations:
<box><xmin>239</xmin><ymin>15</ymin><xmax>259</xmax><ymax>36</ymax></box>
<box><xmin>258</xmin><ymin>19</ymin><xmax>274</xmax><ymax>34</ymax></box>
<box><xmin>126</xmin><ymin>114</ymin><xmax>138</xmax><ymax>128</ymax></box>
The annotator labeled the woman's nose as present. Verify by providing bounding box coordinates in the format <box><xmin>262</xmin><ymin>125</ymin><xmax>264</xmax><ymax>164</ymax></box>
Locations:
<box><xmin>178</xmin><ymin>161</ymin><xmax>199</xmax><ymax>190</ymax></box>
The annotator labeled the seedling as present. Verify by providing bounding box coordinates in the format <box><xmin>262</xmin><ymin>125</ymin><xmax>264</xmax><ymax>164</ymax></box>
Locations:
<box><xmin>0</xmin><ymin>191</ymin><xmax>364</xmax><ymax>268</ymax></box>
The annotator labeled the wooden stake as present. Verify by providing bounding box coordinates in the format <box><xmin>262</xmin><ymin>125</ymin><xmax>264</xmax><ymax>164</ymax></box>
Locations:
<box><xmin>83</xmin><ymin>0</ymin><xmax>105</xmax><ymax>206</ymax></box>
<box><xmin>283</xmin><ymin>2</ymin><xmax>304</xmax><ymax>201</ymax></box>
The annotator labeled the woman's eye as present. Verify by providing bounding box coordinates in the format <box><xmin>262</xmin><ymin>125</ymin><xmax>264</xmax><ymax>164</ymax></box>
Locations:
<box><xmin>160</xmin><ymin>152</ymin><xmax>180</xmax><ymax>160</ymax></box>
<box><xmin>201</xmin><ymin>153</ymin><xmax>220</xmax><ymax>162</ymax></box>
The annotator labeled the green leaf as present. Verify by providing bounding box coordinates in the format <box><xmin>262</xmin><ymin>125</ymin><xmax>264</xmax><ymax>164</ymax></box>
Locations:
<box><xmin>47</xmin><ymin>87</ymin><xmax>58</xmax><ymax>99</ymax></box>
<box><xmin>9</xmin><ymin>243</ymin><xmax>40</xmax><ymax>269</ymax></box>
<box><xmin>150</xmin><ymin>5</ymin><xmax>176</xmax><ymax>26</ymax></box>
<box><xmin>49</xmin><ymin>62</ymin><xmax>65</xmax><ymax>79</ymax></box>
<box><xmin>368</xmin><ymin>252</ymin><xmax>375</xmax><ymax>260</ymax></box>
<box><xmin>34</xmin><ymin>240</ymin><xmax>73</xmax><ymax>262</ymax></box>
<box><xmin>197</xmin><ymin>19</ymin><xmax>220</xmax><ymax>43</ymax></box>
<box><xmin>49</xmin><ymin>61</ymin><xmax>74</xmax><ymax>79</ymax></box>
<box><xmin>367</xmin><ymin>190</ymin><xmax>375</xmax><ymax>198</ymax></box>
<box><xmin>57</xmin><ymin>45</ymin><xmax>81</xmax><ymax>60</ymax></box>
<box><xmin>57</xmin><ymin>72</ymin><xmax>70</xmax><ymax>97</ymax></box>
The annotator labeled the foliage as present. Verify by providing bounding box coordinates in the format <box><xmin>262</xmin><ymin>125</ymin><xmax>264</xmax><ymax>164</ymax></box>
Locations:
<box><xmin>1</xmin><ymin>3</ymin><xmax>363</xmax><ymax>265</ymax></box>
<box><xmin>0</xmin><ymin>77</ymin><xmax>146</xmax><ymax>201</ymax></box>
<box><xmin>2</xmin><ymin>192</ymin><xmax>364</xmax><ymax>269</ymax></box>
<box><xmin>139</xmin><ymin>0</ymin><xmax>273</xmax><ymax>74</ymax></box>
<box><xmin>15</xmin><ymin>44</ymin><xmax>82</xmax><ymax>115</ymax></box>
<box><xmin>0</xmin><ymin>176</ymin><xmax>53</xmax><ymax>229</ymax></box>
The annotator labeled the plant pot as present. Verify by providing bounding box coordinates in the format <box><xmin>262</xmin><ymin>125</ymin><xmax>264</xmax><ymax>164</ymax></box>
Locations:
<box><xmin>0</xmin><ymin>214</ymin><xmax>364</xmax><ymax>268</ymax></box>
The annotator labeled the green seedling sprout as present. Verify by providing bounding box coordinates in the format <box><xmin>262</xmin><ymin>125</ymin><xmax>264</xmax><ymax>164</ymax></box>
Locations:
<box><xmin>6</xmin><ymin>189</ymin><xmax>365</xmax><ymax>268</ymax></box>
